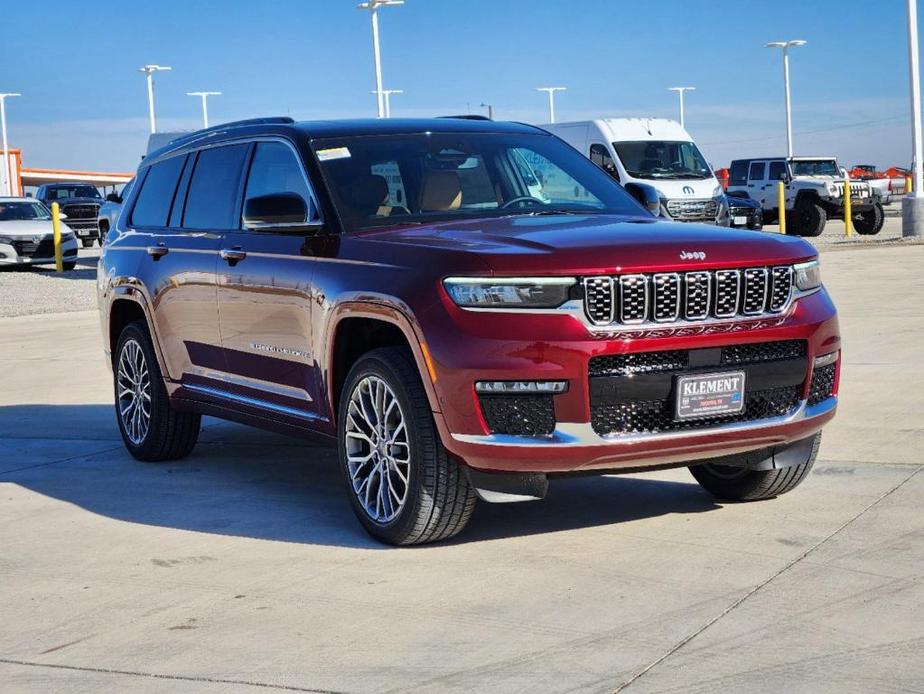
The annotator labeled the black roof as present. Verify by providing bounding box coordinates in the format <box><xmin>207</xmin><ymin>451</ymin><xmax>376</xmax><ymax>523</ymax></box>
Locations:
<box><xmin>144</xmin><ymin>116</ymin><xmax>546</xmax><ymax>165</ymax></box>
<box><xmin>293</xmin><ymin>117</ymin><xmax>543</xmax><ymax>138</ymax></box>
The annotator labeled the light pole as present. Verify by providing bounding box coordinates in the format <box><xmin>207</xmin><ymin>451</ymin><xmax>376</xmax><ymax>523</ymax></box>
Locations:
<box><xmin>0</xmin><ymin>93</ymin><xmax>21</xmax><ymax>196</ymax></box>
<box><xmin>370</xmin><ymin>89</ymin><xmax>403</xmax><ymax>118</ymax></box>
<box><xmin>480</xmin><ymin>102</ymin><xmax>494</xmax><ymax>119</ymax></box>
<box><xmin>904</xmin><ymin>0</ymin><xmax>924</xmax><ymax>237</ymax></box>
<box><xmin>357</xmin><ymin>0</ymin><xmax>404</xmax><ymax>119</ymax></box>
<box><xmin>138</xmin><ymin>65</ymin><xmax>172</xmax><ymax>134</ymax></box>
<box><xmin>765</xmin><ymin>40</ymin><xmax>806</xmax><ymax>158</ymax></box>
<box><xmin>535</xmin><ymin>87</ymin><xmax>566</xmax><ymax>123</ymax></box>
<box><xmin>667</xmin><ymin>87</ymin><xmax>696</xmax><ymax>128</ymax></box>
<box><xmin>186</xmin><ymin>91</ymin><xmax>221</xmax><ymax>128</ymax></box>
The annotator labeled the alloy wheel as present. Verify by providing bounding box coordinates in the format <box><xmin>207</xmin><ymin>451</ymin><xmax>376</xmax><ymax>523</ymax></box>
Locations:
<box><xmin>117</xmin><ymin>338</ymin><xmax>151</xmax><ymax>445</ymax></box>
<box><xmin>344</xmin><ymin>375</ymin><xmax>411</xmax><ymax>524</ymax></box>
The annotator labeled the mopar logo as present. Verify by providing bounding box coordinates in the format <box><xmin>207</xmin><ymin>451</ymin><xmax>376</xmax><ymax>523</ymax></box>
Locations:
<box><xmin>680</xmin><ymin>250</ymin><xmax>706</xmax><ymax>260</ymax></box>
<box><xmin>682</xmin><ymin>185</ymin><xmax>695</xmax><ymax>195</ymax></box>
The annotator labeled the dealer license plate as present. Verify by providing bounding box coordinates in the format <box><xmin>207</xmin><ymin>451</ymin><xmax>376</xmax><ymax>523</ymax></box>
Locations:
<box><xmin>76</xmin><ymin>229</ymin><xmax>90</xmax><ymax>236</ymax></box>
<box><xmin>675</xmin><ymin>371</ymin><xmax>746</xmax><ymax>420</ymax></box>
<box><xmin>733</xmin><ymin>215</ymin><xmax>747</xmax><ymax>225</ymax></box>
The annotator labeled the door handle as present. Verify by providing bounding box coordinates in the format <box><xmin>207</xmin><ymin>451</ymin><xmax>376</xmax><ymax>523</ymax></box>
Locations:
<box><xmin>146</xmin><ymin>243</ymin><xmax>168</xmax><ymax>259</ymax></box>
<box><xmin>220</xmin><ymin>247</ymin><xmax>247</xmax><ymax>264</ymax></box>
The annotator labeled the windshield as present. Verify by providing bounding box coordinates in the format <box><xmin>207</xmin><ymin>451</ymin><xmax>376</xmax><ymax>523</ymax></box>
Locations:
<box><xmin>313</xmin><ymin>132</ymin><xmax>645</xmax><ymax>232</ymax></box>
<box><xmin>0</xmin><ymin>201</ymin><xmax>52</xmax><ymax>221</ymax></box>
<box><xmin>44</xmin><ymin>185</ymin><xmax>102</xmax><ymax>200</ymax></box>
<box><xmin>612</xmin><ymin>140</ymin><xmax>712</xmax><ymax>180</ymax></box>
<box><xmin>791</xmin><ymin>160</ymin><xmax>840</xmax><ymax>176</ymax></box>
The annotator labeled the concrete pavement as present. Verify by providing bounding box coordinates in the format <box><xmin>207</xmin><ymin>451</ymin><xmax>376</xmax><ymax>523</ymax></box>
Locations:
<box><xmin>1</xmin><ymin>244</ymin><xmax>922</xmax><ymax>693</ymax></box>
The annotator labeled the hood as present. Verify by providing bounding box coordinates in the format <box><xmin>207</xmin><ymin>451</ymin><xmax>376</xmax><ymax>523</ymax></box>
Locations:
<box><xmin>726</xmin><ymin>195</ymin><xmax>760</xmax><ymax>211</ymax></box>
<box><xmin>0</xmin><ymin>219</ymin><xmax>60</xmax><ymax>238</ymax></box>
<box><xmin>357</xmin><ymin>213</ymin><xmax>815</xmax><ymax>275</ymax></box>
<box><xmin>635</xmin><ymin>177</ymin><xmax>721</xmax><ymax>200</ymax></box>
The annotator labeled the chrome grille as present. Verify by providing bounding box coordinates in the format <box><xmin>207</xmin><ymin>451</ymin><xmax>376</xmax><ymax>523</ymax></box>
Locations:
<box><xmin>583</xmin><ymin>277</ymin><xmax>615</xmax><ymax>325</ymax></box>
<box><xmin>619</xmin><ymin>275</ymin><xmax>648</xmax><ymax>323</ymax></box>
<box><xmin>665</xmin><ymin>198</ymin><xmax>718</xmax><ymax>221</ymax></box>
<box><xmin>61</xmin><ymin>203</ymin><xmax>99</xmax><ymax>219</ymax></box>
<box><xmin>582</xmin><ymin>265</ymin><xmax>795</xmax><ymax>326</ymax></box>
<box><xmin>769</xmin><ymin>267</ymin><xmax>793</xmax><ymax>311</ymax></box>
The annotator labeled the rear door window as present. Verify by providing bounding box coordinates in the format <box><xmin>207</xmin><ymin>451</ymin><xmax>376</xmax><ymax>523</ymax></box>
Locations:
<box><xmin>748</xmin><ymin>161</ymin><xmax>766</xmax><ymax>182</ymax></box>
<box><xmin>130</xmin><ymin>155</ymin><xmax>186</xmax><ymax>227</ymax></box>
<box><xmin>183</xmin><ymin>144</ymin><xmax>250</xmax><ymax>230</ymax></box>
<box><xmin>729</xmin><ymin>161</ymin><xmax>749</xmax><ymax>186</ymax></box>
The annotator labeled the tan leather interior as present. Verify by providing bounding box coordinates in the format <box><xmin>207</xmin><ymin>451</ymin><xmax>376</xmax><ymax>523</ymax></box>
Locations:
<box><xmin>420</xmin><ymin>170</ymin><xmax>462</xmax><ymax>211</ymax></box>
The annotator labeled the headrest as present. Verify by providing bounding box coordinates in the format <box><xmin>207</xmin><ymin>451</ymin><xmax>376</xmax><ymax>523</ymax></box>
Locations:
<box><xmin>420</xmin><ymin>170</ymin><xmax>462</xmax><ymax>211</ymax></box>
<box><xmin>350</xmin><ymin>174</ymin><xmax>390</xmax><ymax>211</ymax></box>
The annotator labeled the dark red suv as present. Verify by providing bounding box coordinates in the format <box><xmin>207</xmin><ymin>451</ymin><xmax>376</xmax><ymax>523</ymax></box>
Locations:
<box><xmin>98</xmin><ymin>117</ymin><xmax>839</xmax><ymax>545</ymax></box>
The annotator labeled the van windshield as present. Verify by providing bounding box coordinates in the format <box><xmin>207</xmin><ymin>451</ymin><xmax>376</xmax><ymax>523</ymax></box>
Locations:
<box><xmin>613</xmin><ymin>140</ymin><xmax>712</xmax><ymax>180</ymax></box>
<box><xmin>314</xmin><ymin>131</ymin><xmax>646</xmax><ymax>232</ymax></box>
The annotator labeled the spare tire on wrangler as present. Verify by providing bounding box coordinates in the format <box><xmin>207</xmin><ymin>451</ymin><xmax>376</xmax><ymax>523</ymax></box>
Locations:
<box><xmin>791</xmin><ymin>198</ymin><xmax>826</xmax><ymax>237</ymax></box>
<box><xmin>853</xmin><ymin>201</ymin><xmax>884</xmax><ymax>235</ymax></box>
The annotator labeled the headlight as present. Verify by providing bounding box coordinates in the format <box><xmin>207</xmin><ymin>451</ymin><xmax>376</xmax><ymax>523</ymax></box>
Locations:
<box><xmin>794</xmin><ymin>259</ymin><xmax>822</xmax><ymax>290</ymax></box>
<box><xmin>443</xmin><ymin>277</ymin><xmax>574</xmax><ymax>309</ymax></box>
<box><xmin>712</xmin><ymin>185</ymin><xmax>724</xmax><ymax>198</ymax></box>
<box><xmin>825</xmin><ymin>182</ymin><xmax>838</xmax><ymax>196</ymax></box>
<box><xmin>0</xmin><ymin>235</ymin><xmax>13</xmax><ymax>245</ymax></box>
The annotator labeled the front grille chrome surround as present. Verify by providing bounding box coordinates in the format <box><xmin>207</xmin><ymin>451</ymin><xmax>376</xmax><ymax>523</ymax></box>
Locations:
<box><xmin>583</xmin><ymin>265</ymin><xmax>796</xmax><ymax>326</ymax></box>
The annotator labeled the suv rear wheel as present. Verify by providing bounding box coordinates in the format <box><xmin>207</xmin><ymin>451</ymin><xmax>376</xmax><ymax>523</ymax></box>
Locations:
<box><xmin>689</xmin><ymin>433</ymin><xmax>820</xmax><ymax>501</ymax></box>
<box><xmin>853</xmin><ymin>202</ymin><xmax>884</xmax><ymax>235</ymax></box>
<box><xmin>337</xmin><ymin>347</ymin><xmax>477</xmax><ymax>545</ymax></box>
<box><xmin>114</xmin><ymin>321</ymin><xmax>200</xmax><ymax>461</ymax></box>
<box><xmin>791</xmin><ymin>198</ymin><xmax>826</xmax><ymax>237</ymax></box>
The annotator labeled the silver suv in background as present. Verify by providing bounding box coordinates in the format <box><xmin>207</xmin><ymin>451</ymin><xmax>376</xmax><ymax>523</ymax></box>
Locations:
<box><xmin>727</xmin><ymin>157</ymin><xmax>883</xmax><ymax>237</ymax></box>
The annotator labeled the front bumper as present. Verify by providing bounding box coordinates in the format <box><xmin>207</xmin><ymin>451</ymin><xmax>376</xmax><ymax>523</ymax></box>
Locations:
<box><xmin>425</xmin><ymin>289</ymin><xmax>840</xmax><ymax>474</ymax></box>
<box><xmin>0</xmin><ymin>238</ymin><xmax>79</xmax><ymax>265</ymax></box>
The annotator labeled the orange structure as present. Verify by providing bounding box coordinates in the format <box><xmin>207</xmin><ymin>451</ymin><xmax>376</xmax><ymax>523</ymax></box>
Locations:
<box><xmin>1</xmin><ymin>147</ymin><xmax>133</xmax><ymax>196</ymax></box>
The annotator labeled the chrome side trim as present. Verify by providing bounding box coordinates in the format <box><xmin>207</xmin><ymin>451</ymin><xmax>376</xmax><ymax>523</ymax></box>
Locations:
<box><xmin>450</xmin><ymin>396</ymin><xmax>836</xmax><ymax>448</ymax></box>
<box><xmin>187</xmin><ymin>367</ymin><xmax>313</xmax><ymax>403</ymax></box>
<box><xmin>183</xmin><ymin>383</ymin><xmax>325</xmax><ymax>421</ymax></box>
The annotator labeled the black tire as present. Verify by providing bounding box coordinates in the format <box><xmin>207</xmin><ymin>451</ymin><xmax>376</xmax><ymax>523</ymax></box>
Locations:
<box><xmin>854</xmin><ymin>202</ymin><xmax>883</xmax><ymax>235</ymax></box>
<box><xmin>689</xmin><ymin>433</ymin><xmax>820</xmax><ymax>501</ymax></box>
<box><xmin>114</xmin><ymin>321</ymin><xmax>200</xmax><ymax>462</ymax></box>
<box><xmin>81</xmin><ymin>238</ymin><xmax>94</xmax><ymax>248</ymax></box>
<box><xmin>98</xmin><ymin>221</ymin><xmax>109</xmax><ymax>244</ymax></box>
<box><xmin>337</xmin><ymin>347</ymin><xmax>477</xmax><ymax>546</ymax></box>
<box><xmin>62</xmin><ymin>261</ymin><xmax>76</xmax><ymax>271</ymax></box>
<box><xmin>791</xmin><ymin>198</ymin><xmax>826</xmax><ymax>237</ymax></box>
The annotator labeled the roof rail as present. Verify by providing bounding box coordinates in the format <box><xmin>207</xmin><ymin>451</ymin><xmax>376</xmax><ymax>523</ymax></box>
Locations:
<box><xmin>154</xmin><ymin>117</ymin><xmax>297</xmax><ymax>154</ymax></box>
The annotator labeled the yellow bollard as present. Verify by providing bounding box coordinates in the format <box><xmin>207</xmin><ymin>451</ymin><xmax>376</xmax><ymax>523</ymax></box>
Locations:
<box><xmin>777</xmin><ymin>180</ymin><xmax>786</xmax><ymax>234</ymax></box>
<box><xmin>844</xmin><ymin>180</ymin><xmax>853</xmax><ymax>238</ymax></box>
<box><xmin>51</xmin><ymin>202</ymin><xmax>63</xmax><ymax>272</ymax></box>
<box><xmin>907</xmin><ymin>174</ymin><xmax>913</xmax><ymax>195</ymax></box>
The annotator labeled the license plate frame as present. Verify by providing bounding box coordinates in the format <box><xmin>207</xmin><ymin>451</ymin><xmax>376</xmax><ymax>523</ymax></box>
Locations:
<box><xmin>675</xmin><ymin>370</ymin><xmax>746</xmax><ymax>421</ymax></box>
<box><xmin>733</xmin><ymin>215</ymin><xmax>748</xmax><ymax>225</ymax></box>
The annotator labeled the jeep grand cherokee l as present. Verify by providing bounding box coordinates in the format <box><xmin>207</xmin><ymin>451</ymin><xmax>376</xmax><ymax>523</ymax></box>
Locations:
<box><xmin>97</xmin><ymin>117</ymin><xmax>840</xmax><ymax>545</ymax></box>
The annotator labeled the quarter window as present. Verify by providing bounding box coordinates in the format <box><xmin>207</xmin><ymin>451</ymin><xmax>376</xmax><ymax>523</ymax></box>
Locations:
<box><xmin>131</xmin><ymin>155</ymin><xmax>186</xmax><ymax>227</ymax></box>
<box><xmin>183</xmin><ymin>144</ymin><xmax>249</xmax><ymax>230</ymax></box>
<box><xmin>748</xmin><ymin>162</ymin><xmax>766</xmax><ymax>182</ymax></box>
<box><xmin>589</xmin><ymin>144</ymin><xmax>619</xmax><ymax>181</ymax></box>
<box><xmin>242</xmin><ymin>142</ymin><xmax>315</xmax><ymax>225</ymax></box>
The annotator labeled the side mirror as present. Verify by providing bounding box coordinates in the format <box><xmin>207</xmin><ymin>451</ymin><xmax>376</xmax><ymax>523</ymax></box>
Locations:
<box><xmin>243</xmin><ymin>192</ymin><xmax>323</xmax><ymax>233</ymax></box>
<box><xmin>106</xmin><ymin>193</ymin><xmax>122</xmax><ymax>203</ymax></box>
<box><xmin>623</xmin><ymin>182</ymin><xmax>660</xmax><ymax>216</ymax></box>
<box><xmin>25</xmin><ymin>192</ymin><xmax>33</xmax><ymax>198</ymax></box>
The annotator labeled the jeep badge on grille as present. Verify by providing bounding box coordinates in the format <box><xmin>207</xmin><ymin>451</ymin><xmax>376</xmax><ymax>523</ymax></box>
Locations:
<box><xmin>679</xmin><ymin>250</ymin><xmax>706</xmax><ymax>260</ymax></box>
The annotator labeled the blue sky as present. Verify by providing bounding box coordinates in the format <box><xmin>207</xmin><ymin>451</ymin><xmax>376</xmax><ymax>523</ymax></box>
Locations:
<box><xmin>0</xmin><ymin>0</ymin><xmax>915</xmax><ymax>172</ymax></box>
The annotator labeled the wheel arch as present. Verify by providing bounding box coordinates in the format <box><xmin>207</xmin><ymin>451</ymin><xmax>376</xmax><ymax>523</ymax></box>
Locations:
<box><xmin>325</xmin><ymin>302</ymin><xmax>441</xmax><ymax>426</ymax></box>
<box><xmin>107</xmin><ymin>290</ymin><xmax>170</xmax><ymax>380</ymax></box>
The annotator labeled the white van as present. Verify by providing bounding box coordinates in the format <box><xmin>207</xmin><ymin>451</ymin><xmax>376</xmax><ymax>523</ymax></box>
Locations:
<box><xmin>543</xmin><ymin>118</ymin><xmax>728</xmax><ymax>225</ymax></box>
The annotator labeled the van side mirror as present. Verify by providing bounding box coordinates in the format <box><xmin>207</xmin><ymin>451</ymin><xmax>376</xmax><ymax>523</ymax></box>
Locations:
<box><xmin>623</xmin><ymin>182</ymin><xmax>660</xmax><ymax>216</ymax></box>
<box><xmin>243</xmin><ymin>193</ymin><xmax>323</xmax><ymax>233</ymax></box>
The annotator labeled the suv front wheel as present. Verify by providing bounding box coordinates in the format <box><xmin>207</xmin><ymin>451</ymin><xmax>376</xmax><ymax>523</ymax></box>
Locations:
<box><xmin>114</xmin><ymin>321</ymin><xmax>201</xmax><ymax>461</ymax></box>
<box><xmin>337</xmin><ymin>347</ymin><xmax>477</xmax><ymax>545</ymax></box>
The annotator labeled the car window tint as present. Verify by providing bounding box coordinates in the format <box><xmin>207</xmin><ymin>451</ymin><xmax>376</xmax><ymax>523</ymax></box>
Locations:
<box><xmin>748</xmin><ymin>162</ymin><xmax>766</xmax><ymax>182</ymax></box>
<box><xmin>131</xmin><ymin>155</ymin><xmax>186</xmax><ymax>227</ymax></box>
<box><xmin>729</xmin><ymin>161</ymin><xmax>749</xmax><ymax>186</ymax></box>
<box><xmin>589</xmin><ymin>144</ymin><xmax>619</xmax><ymax>181</ymax></box>
<box><xmin>183</xmin><ymin>144</ymin><xmax>249</xmax><ymax>229</ymax></box>
<box><xmin>768</xmin><ymin>161</ymin><xmax>788</xmax><ymax>181</ymax></box>
<box><xmin>370</xmin><ymin>160</ymin><xmax>408</xmax><ymax>207</ymax></box>
<box><xmin>243</xmin><ymin>142</ymin><xmax>315</xmax><ymax>226</ymax></box>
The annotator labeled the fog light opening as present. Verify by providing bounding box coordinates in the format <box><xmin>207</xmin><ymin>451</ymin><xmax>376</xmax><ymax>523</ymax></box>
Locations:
<box><xmin>475</xmin><ymin>380</ymin><xmax>568</xmax><ymax>395</ymax></box>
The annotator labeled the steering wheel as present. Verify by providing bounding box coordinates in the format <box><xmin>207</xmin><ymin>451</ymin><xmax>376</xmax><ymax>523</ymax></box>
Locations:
<box><xmin>501</xmin><ymin>196</ymin><xmax>546</xmax><ymax>210</ymax></box>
